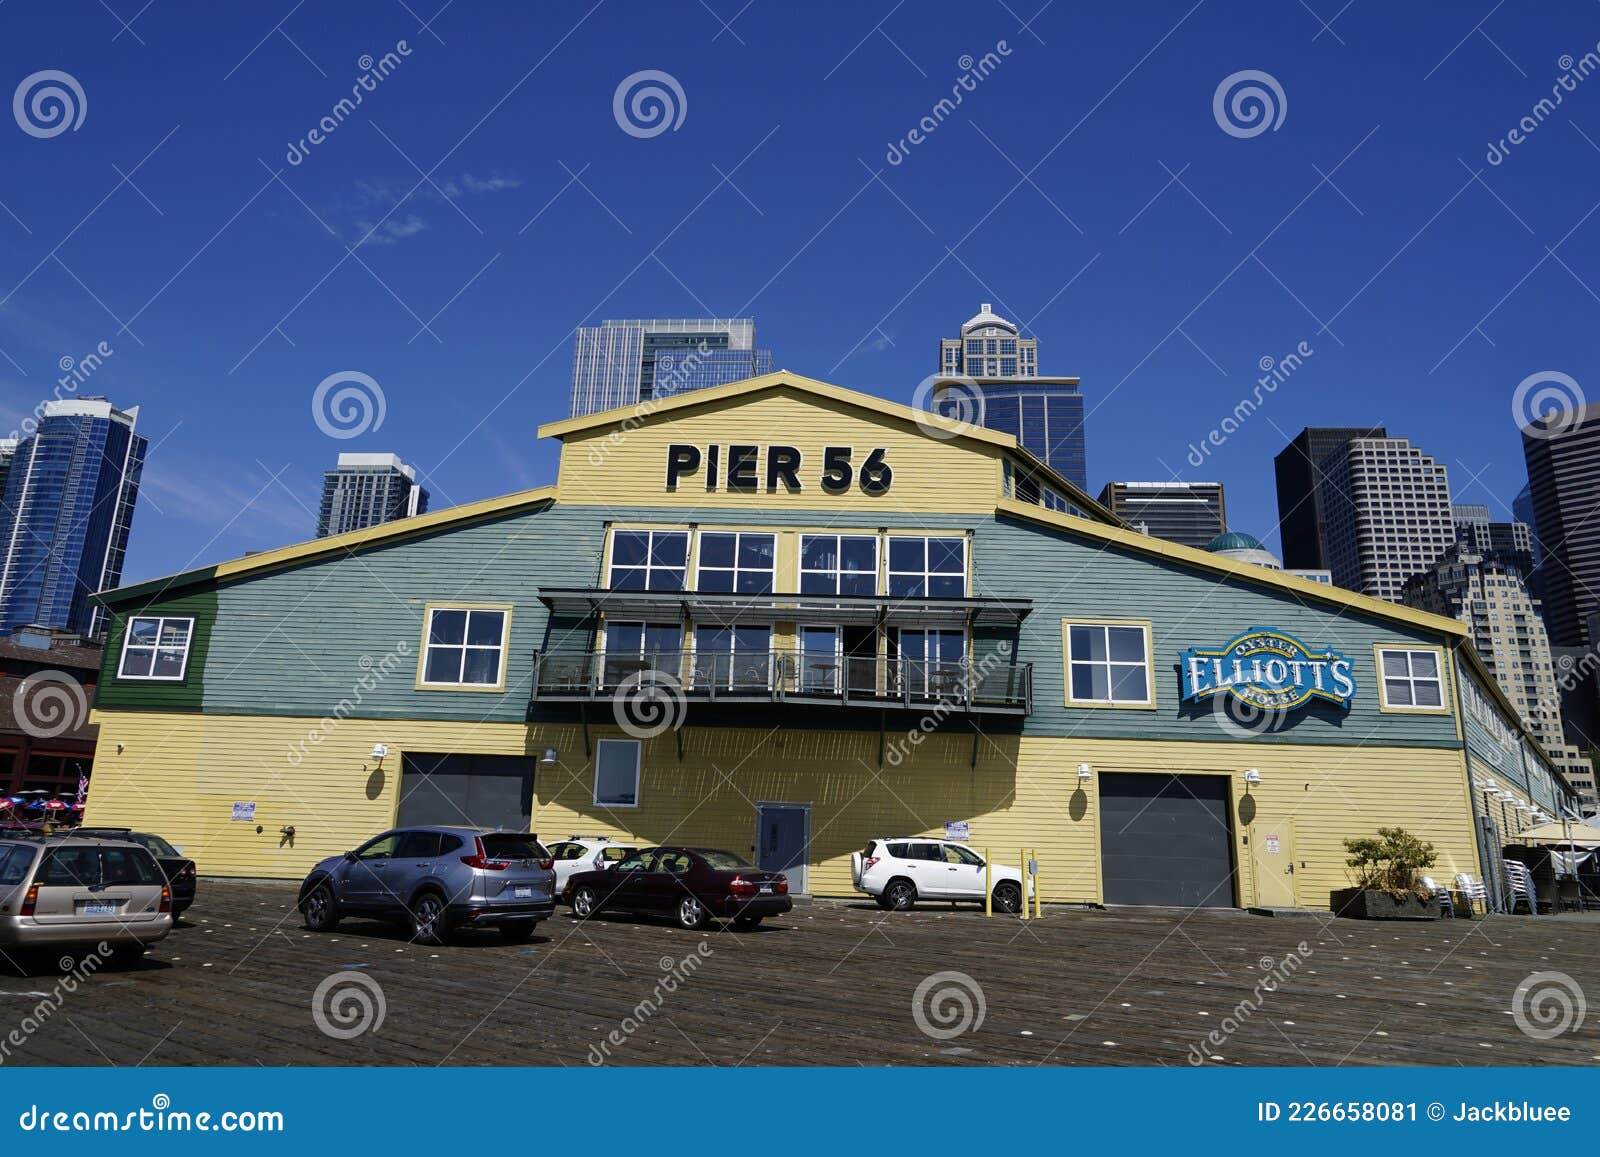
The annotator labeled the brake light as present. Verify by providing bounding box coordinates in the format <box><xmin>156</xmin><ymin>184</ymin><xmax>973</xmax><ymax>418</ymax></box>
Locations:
<box><xmin>863</xmin><ymin>856</ymin><xmax>880</xmax><ymax>871</ymax></box>
<box><xmin>20</xmin><ymin>882</ymin><xmax>37</xmax><ymax>916</ymax></box>
<box><xmin>729</xmin><ymin>876</ymin><xmax>757</xmax><ymax>896</ymax></box>
<box><xmin>537</xmin><ymin>858</ymin><xmax>554</xmax><ymax>871</ymax></box>
<box><xmin>775</xmin><ymin>875</ymin><xmax>789</xmax><ymax>895</ymax></box>
<box><xmin>179</xmin><ymin>863</ymin><xmax>196</xmax><ymax>880</ymax></box>
<box><xmin>158</xmin><ymin>884</ymin><xmax>171</xmax><ymax>914</ymax></box>
<box><xmin>460</xmin><ymin>837</ymin><xmax>510</xmax><ymax>871</ymax></box>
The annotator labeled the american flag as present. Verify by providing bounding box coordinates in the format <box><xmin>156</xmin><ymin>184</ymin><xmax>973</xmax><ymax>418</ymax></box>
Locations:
<box><xmin>74</xmin><ymin>768</ymin><xmax>88</xmax><ymax>810</ymax></box>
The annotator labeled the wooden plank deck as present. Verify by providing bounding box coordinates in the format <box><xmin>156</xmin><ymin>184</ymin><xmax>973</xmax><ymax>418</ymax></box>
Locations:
<box><xmin>4</xmin><ymin>881</ymin><xmax>1597</xmax><ymax>1067</ymax></box>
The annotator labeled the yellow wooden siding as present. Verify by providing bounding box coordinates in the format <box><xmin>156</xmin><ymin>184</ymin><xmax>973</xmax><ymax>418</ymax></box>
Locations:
<box><xmin>557</xmin><ymin>388</ymin><xmax>1005</xmax><ymax>513</ymax></box>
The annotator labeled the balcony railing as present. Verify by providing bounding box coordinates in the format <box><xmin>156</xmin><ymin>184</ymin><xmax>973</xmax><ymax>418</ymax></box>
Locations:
<box><xmin>531</xmin><ymin>649</ymin><xmax>1033</xmax><ymax>715</ymax></box>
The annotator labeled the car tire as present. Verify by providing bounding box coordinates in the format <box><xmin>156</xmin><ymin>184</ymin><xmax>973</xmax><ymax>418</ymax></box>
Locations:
<box><xmin>498</xmin><ymin>922</ymin><xmax>538</xmax><ymax>943</ymax></box>
<box><xmin>571</xmin><ymin>885</ymin><xmax>599</xmax><ymax>919</ymax></box>
<box><xmin>884</xmin><ymin>879</ymin><xmax>917</xmax><ymax>911</ymax></box>
<box><xmin>301</xmin><ymin>882</ymin><xmax>339</xmax><ymax>932</ymax></box>
<box><xmin>732</xmin><ymin>915</ymin><xmax>763</xmax><ymax>931</ymax></box>
<box><xmin>993</xmin><ymin>880</ymin><xmax>1022</xmax><ymax>914</ymax></box>
<box><xmin>873</xmin><ymin>894</ymin><xmax>895</xmax><ymax>910</ymax></box>
<box><xmin>676</xmin><ymin>895</ymin><xmax>710</xmax><ymax>931</ymax></box>
<box><xmin>410</xmin><ymin>890</ymin><xmax>451</xmax><ymax>946</ymax></box>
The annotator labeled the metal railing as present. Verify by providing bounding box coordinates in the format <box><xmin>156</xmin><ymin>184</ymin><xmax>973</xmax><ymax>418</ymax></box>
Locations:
<box><xmin>531</xmin><ymin>649</ymin><xmax>1032</xmax><ymax>713</ymax></box>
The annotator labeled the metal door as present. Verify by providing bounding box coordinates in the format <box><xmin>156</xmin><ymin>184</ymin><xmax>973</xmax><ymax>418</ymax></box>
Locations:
<box><xmin>1251</xmin><ymin>820</ymin><xmax>1297</xmax><ymax>907</ymax></box>
<box><xmin>756</xmin><ymin>803</ymin><xmax>809</xmax><ymax>894</ymax></box>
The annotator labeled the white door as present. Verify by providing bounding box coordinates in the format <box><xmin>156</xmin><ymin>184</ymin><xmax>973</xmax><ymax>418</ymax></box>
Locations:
<box><xmin>937</xmin><ymin>843</ymin><xmax>987</xmax><ymax>898</ymax></box>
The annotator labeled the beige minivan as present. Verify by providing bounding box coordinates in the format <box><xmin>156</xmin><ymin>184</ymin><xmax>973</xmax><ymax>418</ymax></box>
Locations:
<box><xmin>0</xmin><ymin>835</ymin><xmax>173</xmax><ymax>966</ymax></box>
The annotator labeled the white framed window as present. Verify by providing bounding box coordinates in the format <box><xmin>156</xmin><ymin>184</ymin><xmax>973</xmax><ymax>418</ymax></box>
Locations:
<box><xmin>799</xmin><ymin>534</ymin><xmax>878</xmax><ymax>596</ymax></box>
<box><xmin>594</xmin><ymin>738</ymin><xmax>641</xmax><ymax>807</ymax></box>
<box><xmin>887</xmin><ymin>536</ymin><xmax>966</xmax><ymax>598</ymax></box>
<box><xmin>1063</xmin><ymin>621</ymin><xmax>1154</xmax><ymax>707</ymax></box>
<box><xmin>695</xmin><ymin>532</ymin><xmax>776</xmax><ymax>594</ymax></box>
<box><xmin>1377</xmin><ymin>646</ymin><xmax>1447</xmax><ymax>711</ymax></box>
<box><xmin>419</xmin><ymin>606</ymin><xmax>509</xmax><ymax>689</ymax></box>
<box><xmin>117</xmin><ymin>615</ymin><xmax>194</xmax><ymax>681</ymax></box>
<box><xmin>607</xmin><ymin>529</ymin><xmax>688</xmax><ymax>591</ymax></box>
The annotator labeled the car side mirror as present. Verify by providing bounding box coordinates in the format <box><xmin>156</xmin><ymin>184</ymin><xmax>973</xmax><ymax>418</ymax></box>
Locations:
<box><xmin>343</xmin><ymin>851</ymin><xmax>357</xmax><ymax>862</ymax></box>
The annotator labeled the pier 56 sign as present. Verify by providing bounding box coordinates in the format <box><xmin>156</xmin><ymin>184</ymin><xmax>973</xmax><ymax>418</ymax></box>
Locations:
<box><xmin>1180</xmin><ymin>627</ymin><xmax>1356</xmax><ymax>712</ymax></box>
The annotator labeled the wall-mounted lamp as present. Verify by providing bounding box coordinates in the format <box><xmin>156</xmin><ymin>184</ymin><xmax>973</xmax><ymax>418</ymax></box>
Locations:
<box><xmin>541</xmin><ymin>747</ymin><xmax>559</xmax><ymax>765</ymax></box>
<box><xmin>1076</xmin><ymin>762</ymin><xmax>1092</xmax><ymax>780</ymax></box>
<box><xmin>1244</xmin><ymin>768</ymin><xmax>1262</xmax><ymax>784</ymax></box>
<box><xmin>370</xmin><ymin>743</ymin><xmax>389</xmax><ymax>761</ymax></box>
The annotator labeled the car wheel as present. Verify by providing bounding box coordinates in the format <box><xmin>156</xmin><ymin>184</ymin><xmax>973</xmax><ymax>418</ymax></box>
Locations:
<box><xmin>885</xmin><ymin>879</ymin><xmax>917</xmax><ymax>911</ymax></box>
<box><xmin>732</xmin><ymin>915</ymin><xmax>763</xmax><ymax>931</ymax></box>
<box><xmin>676</xmin><ymin>895</ymin><xmax>710</xmax><ymax>931</ymax></box>
<box><xmin>301</xmin><ymin>883</ymin><xmax>339</xmax><ymax>932</ymax></box>
<box><xmin>498</xmin><ymin>922</ymin><xmax>538</xmax><ymax>943</ymax></box>
<box><xmin>873</xmin><ymin>894</ymin><xmax>895</xmax><ymax>910</ymax></box>
<box><xmin>410</xmin><ymin>891</ymin><xmax>450</xmax><ymax>946</ymax></box>
<box><xmin>993</xmin><ymin>880</ymin><xmax>1022</xmax><ymax>913</ymax></box>
<box><xmin>571</xmin><ymin>885</ymin><xmax>599</xmax><ymax>919</ymax></box>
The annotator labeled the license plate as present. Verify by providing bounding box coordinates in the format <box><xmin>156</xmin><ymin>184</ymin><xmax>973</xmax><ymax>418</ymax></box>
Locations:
<box><xmin>84</xmin><ymin>901</ymin><xmax>118</xmax><ymax>916</ymax></box>
<box><xmin>513</xmin><ymin>886</ymin><xmax>533</xmax><ymax>899</ymax></box>
<box><xmin>759</xmin><ymin>884</ymin><xmax>773</xmax><ymax>894</ymax></box>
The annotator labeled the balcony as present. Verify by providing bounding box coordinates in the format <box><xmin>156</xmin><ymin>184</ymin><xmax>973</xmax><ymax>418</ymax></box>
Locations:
<box><xmin>530</xmin><ymin>649</ymin><xmax>1034</xmax><ymax>716</ymax></box>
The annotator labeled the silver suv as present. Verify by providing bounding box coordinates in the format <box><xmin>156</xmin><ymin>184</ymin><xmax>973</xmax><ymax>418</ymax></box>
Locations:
<box><xmin>0</xmin><ymin>835</ymin><xmax>173</xmax><ymax>966</ymax></box>
<box><xmin>297</xmin><ymin>827</ymin><xmax>556</xmax><ymax>945</ymax></box>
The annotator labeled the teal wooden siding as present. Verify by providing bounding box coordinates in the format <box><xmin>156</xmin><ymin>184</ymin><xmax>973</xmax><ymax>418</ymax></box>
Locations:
<box><xmin>94</xmin><ymin>589</ymin><xmax>217</xmax><ymax>713</ymax></box>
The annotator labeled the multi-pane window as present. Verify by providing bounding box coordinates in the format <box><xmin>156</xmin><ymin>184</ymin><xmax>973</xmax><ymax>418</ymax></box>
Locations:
<box><xmin>603</xmin><ymin>621</ymin><xmax>682</xmax><ymax>685</ymax></box>
<box><xmin>1379</xmin><ymin>647</ymin><xmax>1446</xmax><ymax>710</ymax></box>
<box><xmin>608</xmin><ymin>530</ymin><xmax>688</xmax><ymax>591</ymax></box>
<box><xmin>887</xmin><ymin>536</ymin><xmax>966</xmax><ymax>598</ymax></box>
<box><xmin>1065</xmin><ymin>622</ymin><xmax>1152</xmax><ymax>706</ymax></box>
<box><xmin>800</xmin><ymin>534</ymin><xmax>878</xmax><ymax>596</ymax></box>
<box><xmin>421</xmin><ymin>607</ymin><xmax>508</xmax><ymax>687</ymax></box>
<box><xmin>117</xmin><ymin>615</ymin><xmax>194</xmax><ymax>681</ymax></box>
<box><xmin>696</xmin><ymin>532</ymin><xmax>775</xmax><ymax>594</ymax></box>
<box><xmin>896</xmin><ymin>629</ymin><xmax>966</xmax><ymax>695</ymax></box>
<box><xmin>693</xmin><ymin>624</ymin><xmax>772</xmax><ymax>689</ymax></box>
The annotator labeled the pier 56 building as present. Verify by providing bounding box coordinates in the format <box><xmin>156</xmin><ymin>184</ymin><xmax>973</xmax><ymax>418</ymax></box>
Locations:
<box><xmin>83</xmin><ymin>374</ymin><xmax>1573</xmax><ymax>909</ymax></box>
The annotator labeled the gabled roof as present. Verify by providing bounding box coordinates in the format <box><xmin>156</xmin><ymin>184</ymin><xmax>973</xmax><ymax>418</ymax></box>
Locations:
<box><xmin>536</xmin><ymin>370</ymin><xmax>1114</xmax><ymax>522</ymax></box>
<box><xmin>97</xmin><ymin>486</ymin><xmax>557</xmax><ymax>607</ymax></box>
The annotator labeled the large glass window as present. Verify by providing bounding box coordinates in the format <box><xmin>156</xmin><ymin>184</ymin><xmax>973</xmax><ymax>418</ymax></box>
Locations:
<box><xmin>800</xmin><ymin>534</ymin><xmax>878</xmax><ymax>596</ymax></box>
<box><xmin>603</xmin><ymin>621</ymin><xmax>682</xmax><ymax>686</ymax></box>
<box><xmin>799</xmin><ymin>625</ymin><xmax>842</xmax><ymax>693</ymax></box>
<box><xmin>896</xmin><ymin>629</ymin><xmax>967</xmax><ymax>696</ymax></box>
<box><xmin>696</xmin><ymin>532</ymin><xmax>776</xmax><ymax>594</ymax></box>
<box><xmin>117</xmin><ymin>615</ymin><xmax>194</xmax><ymax>681</ymax></box>
<box><xmin>693</xmin><ymin>624</ymin><xmax>772</xmax><ymax>689</ymax></box>
<box><xmin>594</xmin><ymin>738</ymin><xmax>641</xmax><ymax>807</ymax></box>
<box><xmin>887</xmin><ymin>537</ymin><xmax>966</xmax><ymax>598</ymax></box>
<box><xmin>1379</xmin><ymin>647</ymin><xmax>1445</xmax><ymax>710</ymax></box>
<box><xmin>1065</xmin><ymin>622</ymin><xmax>1153</xmax><ymax>706</ymax></box>
<box><xmin>421</xmin><ymin>607</ymin><xmax>508</xmax><ymax>687</ymax></box>
<box><xmin>608</xmin><ymin>529</ymin><xmax>688</xmax><ymax>591</ymax></box>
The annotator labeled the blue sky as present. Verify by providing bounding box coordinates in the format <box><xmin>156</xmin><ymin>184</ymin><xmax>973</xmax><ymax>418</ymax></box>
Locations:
<box><xmin>1</xmin><ymin>1</ymin><xmax>1597</xmax><ymax>584</ymax></box>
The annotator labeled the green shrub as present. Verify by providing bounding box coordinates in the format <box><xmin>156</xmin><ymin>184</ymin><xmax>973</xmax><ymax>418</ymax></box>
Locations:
<box><xmin>1343</xmin><ymin>827</ymin><xmax>1437</xmax><ymax>899</ymax></box>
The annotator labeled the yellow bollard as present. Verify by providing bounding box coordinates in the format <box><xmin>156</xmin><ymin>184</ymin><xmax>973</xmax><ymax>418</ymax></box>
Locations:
<box><xmin>984</xmin><ymin>847</ymin><xmax>992</xmax><ymax>917</ymax></box>
<box><xmin>1019</xmin><ymin>847</ymin><xmax>1028</xmax><ymax>920</ymax></box>
<box><xmin>1033</xmin><ymin>852</ymin><xmax>1043</xmax><ymax>918</ymax></box>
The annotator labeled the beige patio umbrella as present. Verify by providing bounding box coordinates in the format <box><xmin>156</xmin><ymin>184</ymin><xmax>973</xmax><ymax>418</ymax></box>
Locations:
<box><xmin>1513</xmin><ymin>821</ymin><xmax>1600</xmax><ymax>847</ymax></box>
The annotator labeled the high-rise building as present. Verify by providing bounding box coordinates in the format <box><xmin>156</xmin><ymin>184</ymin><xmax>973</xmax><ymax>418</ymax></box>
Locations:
<box><xmin>316</xmin><ymin>453</ymin><xmax>429</xmax><ymax>539</ymax></box>
<box><xmin>1452</xmin><ymin>504</ymin><xmax>1536</xmax><ymax>579</ymax></box>
<box><xmin>1273</xmin><ymin>427</ymin><xmax>1388</xmax><ymax>570</ymax></box>
<box><xmin>1521</xmin><ymin>403</ymin><xmax>1600</xmax><ymax>645</ymax></box>
<box><xmin>0</xmin><ymin>398</ymin><xmax>146</xmax><ymax>640</ymax></box>
<box><xmin>1317</xmin><ymin>435</ymin><xmax>1455</xmax><ymax>602</ymax></box>
<box><xmin>568</xmin><ymin>318</ymin><xmax>773</xmax><ymax>417</ymax></box>
<box><xmin>1098</xmin><ymin>481</ymin><xmax>1225</xmax><ymax>549</ymax></box>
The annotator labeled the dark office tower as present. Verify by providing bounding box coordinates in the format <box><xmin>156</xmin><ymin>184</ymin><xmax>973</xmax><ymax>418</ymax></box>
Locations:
<box><xmin>316</xmin><ymin>454</ymin><xmax>430</xmax><ymax>538</ymax></box>
<box><xmin>1521</xmin><ymin>403</ymin><xmax>1600</xmax><ymax>645</ymax></box>
<box><xmin>931</xmin><ymin>304</ymin><xmax>1087</xmax><ymax>492</ymax></box>
<box><xmin>0</xmin><ymin>399</ymin><xmax>146</xmax><ymax>640</ymax></box>
<box><xmin>1097</xmin><ymin>481</ymin><xmax>1226</xmax><ymax>549</ymax></box>
<box><xmin>1273</xmin><ymin>427</ymin><xmax>1389</xmax><ymax>570</ymax></box>
<box><xmin>569</xmin><ymin>319</ymin><xmax>774</xmax><ymax>417</ymax></box>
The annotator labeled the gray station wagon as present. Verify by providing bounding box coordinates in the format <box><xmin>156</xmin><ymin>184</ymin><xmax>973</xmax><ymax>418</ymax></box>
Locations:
<box><xmin>0</xmin><ymin>835</ymin><xmax>173</xmax><ymax>966</ymax></box>
<box><xmin>297</xmin><ymin>826</ymin><xmax>556</xmax><ymax>945</ymax></box>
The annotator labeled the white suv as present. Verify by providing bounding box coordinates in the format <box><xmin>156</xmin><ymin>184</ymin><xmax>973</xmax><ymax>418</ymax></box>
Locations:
<box><xmin>546</xmin><ymin>836</ymin><xmax>639</xmax><ymax>899</ymax></box>
<box><xmin>852</xmin><ymin>838</ymin><xmax>1030</xmax><ymax>912</ymax></box>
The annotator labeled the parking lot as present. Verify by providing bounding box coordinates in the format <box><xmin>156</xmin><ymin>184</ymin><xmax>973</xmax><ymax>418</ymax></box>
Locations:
<box><xmin>4</xmin><ymin>880</ymin><xmax>1598</xmax><ymax>1066</ymax></box>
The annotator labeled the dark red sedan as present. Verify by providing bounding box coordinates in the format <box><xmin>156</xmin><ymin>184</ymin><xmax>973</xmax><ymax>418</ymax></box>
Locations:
<box><xmin>564</xmin><ymin>846</ymin><xmax>791</xmax><ymax>931</ymax></box>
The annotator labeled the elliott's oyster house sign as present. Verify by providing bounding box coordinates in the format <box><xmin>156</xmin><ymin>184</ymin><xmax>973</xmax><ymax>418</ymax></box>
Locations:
<box><xmin>1179</xmin><ymin>627</ymin><xmax>1357</xmax><ymax>712</ymax></box>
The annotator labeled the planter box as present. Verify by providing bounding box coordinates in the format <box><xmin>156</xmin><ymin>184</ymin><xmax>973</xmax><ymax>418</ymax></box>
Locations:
<box><xmin>1330</xmin><ymin>887</ymin><xmax>1441</xmax><ymax>920</ymax></box>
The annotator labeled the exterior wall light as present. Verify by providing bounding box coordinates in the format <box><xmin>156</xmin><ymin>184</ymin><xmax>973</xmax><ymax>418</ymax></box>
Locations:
<box><xmin>541</xmin><ymin>748</ymin><xmax>558</xmax><ymax>765</ymax></box>
<box><xmin>1076</xmin><ymin>763</ymin><xmax>1092</xmax><ymax>779</ymax></box>
<box><xmin>1244</xmin><ymin>768</ymin><xmax>1262</xmax><ymax>784</ymax></box>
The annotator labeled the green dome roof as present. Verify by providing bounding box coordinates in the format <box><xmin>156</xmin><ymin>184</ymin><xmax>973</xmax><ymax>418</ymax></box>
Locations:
<box><xmin>1205</xmin><ymin>531</ymin><xmax>1266</xmax><ymax>553</ymax></box>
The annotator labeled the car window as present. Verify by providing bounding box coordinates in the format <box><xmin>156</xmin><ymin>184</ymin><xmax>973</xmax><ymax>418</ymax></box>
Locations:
<box><xmin>545</xmin><ymin>842</ymin><xmax>574</xmax><ymax>860</ymax></box>
<box><xmin>614</xmin><ymin>851</ymin><xmax>655</xmax><ymax>872</ymax></box>
<box><xmin>101</xmin><ymin>847</ymin><xmax>162</xmax><ymax>886</ymax></box>
<box><xmin>599</xmin><ymin>846</ymin><xmax>632</xmax><ymax>863</ymax></box>
<box><xmin>135</xmin><ymin>834</ymin><xmax>179</xmax><ymax>858</ymax></box>
<box><xmin>0</xmin><ymin>844</ymin><xmax>35</xmax><ymax>885</ymax></box>
<box><xmin>657</xmin><ymin>850</ymin><xmax>693</xmax><ymax>874</ymax></box>
<box><xmin>395</xmin><ymin>832</ymin><xmax>443</xmax><ymax>859</ymax></box>
<box><xmin>886</xmin><ymin>842</ymin><xmax>910</xmax><ymax>858</ymax></box>
<box><xmin>37</xmin><ymin>847</ymin><xmax>99</xmax><ymax>886</ymax></box>
<box><xmin>697</xmin><ymin>850</ymin><xmax>753</xmax><ymax>871</ymax></box>
<box><xmin>480</xmin><ymin>834</ymin><xmax>550</xmax><ymax>861</ymax></box>
<box><xmin>861</xmin><ymin>841</ymin><xmax>878</xmax><ymax>858</ymax></box>
<box><xmin>907</xmin><ymin>843</ymin><xmax>942</xmax><ymax>861</ymax></box>
<box><xmin>941</xmin><ymin>845</ymin><xmax>983</xmax><ymax>866</ymax></box>
<box><xmin>438</xmin><ymin>834</ymin><xmax>464</xmax><ymax>856</ymax></box>
<box><xmin>356</xmin><ymin>834</ymin><xmax>401</xmax><ymax>860</ymax></box>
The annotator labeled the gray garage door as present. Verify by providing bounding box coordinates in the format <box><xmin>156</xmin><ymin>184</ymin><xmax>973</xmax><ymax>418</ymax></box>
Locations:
<box><xmin>1099</xmin><ymin>772</ymin><xmax>1235</xmax><ymax>907</ymax></box>
<box><xmin>397</xmin><ymin>754</ymin><xmax>536</xmax><ymax>832</ymax></box>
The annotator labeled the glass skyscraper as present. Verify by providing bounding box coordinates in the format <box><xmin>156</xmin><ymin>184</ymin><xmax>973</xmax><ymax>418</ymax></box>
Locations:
<box><xmin>569</xmin><ymin>318</ymin><xmax>774</xmax><ymax>417</ymax></box>
<box><xmin>316</xmin><ymin>453</ymin><xmax>429</xmax><ymax>538</ymax></box>
<box><xmin>931</xmin><ymin>304</ymin><xmax>1087</xmax><ymax>493</ymax></box>
<box><xmin>0</xmin><ymin>398</ymin><xmax>147</xmax><ymax>640</ymax></box>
